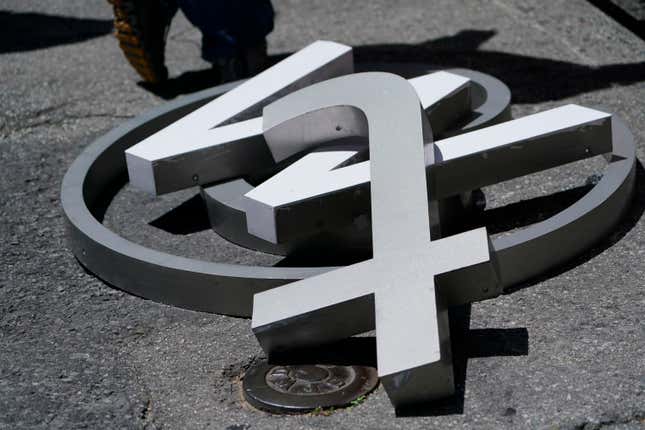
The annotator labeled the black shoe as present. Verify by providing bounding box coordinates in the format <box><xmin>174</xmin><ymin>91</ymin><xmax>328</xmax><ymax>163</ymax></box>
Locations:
<box><xmin>213</xmin><ymin>41</ymin><xmax>269</xmax><ymax>83</ymax></box>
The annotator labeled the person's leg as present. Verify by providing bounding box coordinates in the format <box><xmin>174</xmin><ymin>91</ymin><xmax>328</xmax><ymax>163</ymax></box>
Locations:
<box><xmin>108</xmin><ymin>0</ymin><xmax>178</xmax><ymax>83</ymax></box>
<box><xmin>177</xmin><ymin>0</ymin><xmax>274</xmax><ymax>78</ymax></box>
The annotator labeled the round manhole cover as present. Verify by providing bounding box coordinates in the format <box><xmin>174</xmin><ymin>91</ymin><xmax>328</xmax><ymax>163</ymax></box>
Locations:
<box><xmin>242</xmin><ymin>361</ymin><xmax>379</xmax><ymax>413</ymax></box>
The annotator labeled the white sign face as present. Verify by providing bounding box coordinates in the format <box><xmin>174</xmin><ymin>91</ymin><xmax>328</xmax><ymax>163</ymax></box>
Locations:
<box><xmin>125</xmin><ymin>40</ymin><xmax>354</xmax><ymax>195</ymax></box>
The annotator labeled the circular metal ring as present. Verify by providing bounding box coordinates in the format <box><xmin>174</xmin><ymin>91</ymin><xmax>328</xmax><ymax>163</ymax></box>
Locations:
<box><xmin>61</xmin><ymin>70</ymin><xmax>636</xmax><ymax>317</ymax></box>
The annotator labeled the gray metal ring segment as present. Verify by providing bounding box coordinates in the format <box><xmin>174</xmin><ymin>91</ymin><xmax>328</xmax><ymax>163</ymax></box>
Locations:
<box><xmin>61</xmin><ymin>73</ymin><xmax>636</xmax><ymax>317</ymax></box>
<box><xmin>202</xmin><ymin>68</ymin><xmax>511</xmax><ymax>255</ymax></box>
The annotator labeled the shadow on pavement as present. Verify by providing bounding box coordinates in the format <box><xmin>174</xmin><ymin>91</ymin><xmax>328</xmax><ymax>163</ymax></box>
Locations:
<box><xmin>141</xmin><ymin>29</ymin><xmax>645</xmax><ymax>103</ymax></box>
<box><xmin>396</xmin><ymin>304</ymin><xmax>528</xmax><ymax>417</ymax></box>
<box><xmin>139</xmin><ymin>68</ymin><xmax>223</xmax><ymax>99</ymax></box>
<box><xmin>0</xmin><ymin>11</ymin><xmax>113</xmax><ymax>54</ymax></box>
<box><xmin>481</xmin><ymin>184</ymin><xmax>595</xmax><ymax>235</ymax></box>
<box><xmin>267</xmin><ymin>305</ymin><xmax>528</xmax><ymax>417</ymax></box>
<box><xmin>148</xmin><ymin>194</ymin><xmax>211</xmax><ymax>235</ymax></box>
<box><xmin>587</xmin><ymin>0</ymin><xmax>645</xmax><ymax>41</ymax></box>
<box><xmin>503</xmin><ymin>161</ymin><xmax>645</xmax><ymax>295</ymax></box>
<box><xmin>352</xmin><ymin>29</ymin><xmax>645</xmax><ymax>104</ymax></box>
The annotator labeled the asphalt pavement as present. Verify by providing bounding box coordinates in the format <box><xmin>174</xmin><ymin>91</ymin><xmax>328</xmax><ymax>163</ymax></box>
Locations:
<box><xmin>1</xmin><ymin>0</ymin><xmax>644</xmax><ymax>429</ymax></box>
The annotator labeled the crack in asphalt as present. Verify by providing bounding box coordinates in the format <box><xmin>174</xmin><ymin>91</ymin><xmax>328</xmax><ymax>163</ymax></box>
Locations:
<box><xmin>1</xmin><ymin>111</ymin><xmax>135</xmax><ymax>138</ymax></box>
<box><xmin>570</xmin><ymin>410</ymin><xmax>645</xmax><ymax>429</ymax></box>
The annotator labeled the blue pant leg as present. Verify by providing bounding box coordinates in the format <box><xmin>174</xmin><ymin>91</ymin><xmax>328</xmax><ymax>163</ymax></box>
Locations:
<box><xmin>176</xmin><ymin>0</ymin><xmax>274</xmax><ymax>61</ymax></box>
